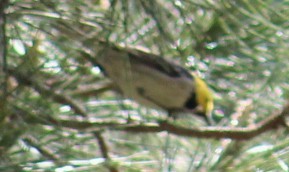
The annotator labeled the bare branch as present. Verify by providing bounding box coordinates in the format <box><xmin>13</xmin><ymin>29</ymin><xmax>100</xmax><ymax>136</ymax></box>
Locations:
<box><xmin>20</xmin><ymin>102</ymin><xmax>289</xmax><ymax>140</ymax></box>
<box><xmin>118</xmin><ymin>104</ymin><xmax>288</xmax><ymax>140</ymax></box>
<box><xmin>23</xmin><ymin>137</ymin><xmax>60</xmax><ymax>162</ymax></box>
<box><xmin>7</xmin><ymin>68</ymin><xmax>87</xmax><ymax>117</ymax></box>
<box><xmin>93</xmin><ymin>131</ymin><xmax>119</xmax><ymax>172</ymax></box>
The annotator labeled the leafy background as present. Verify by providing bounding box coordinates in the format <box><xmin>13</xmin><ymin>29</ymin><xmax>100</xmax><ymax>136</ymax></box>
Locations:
<box><xmin>1</xmin><ymin>0</ymin><xmax>289</xmax><ymax>171</ymax></box>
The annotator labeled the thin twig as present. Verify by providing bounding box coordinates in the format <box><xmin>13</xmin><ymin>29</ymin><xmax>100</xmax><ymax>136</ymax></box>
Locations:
<box><xmin>23</xmin><ymin>137</ymin><xmax>60</xmax><ymax>163</ymax></box>
<box><xmin>93</xmin><ymin>131</ymin><xmax>119</xmax><ymax>172</ymax></box>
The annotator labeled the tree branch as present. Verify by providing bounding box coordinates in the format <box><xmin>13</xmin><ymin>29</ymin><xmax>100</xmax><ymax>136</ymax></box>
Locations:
<box><xmin>0</xmin><ymin>0</ymin><xmax>9</xmax><ymax>112</ymax></box>
<box><xmin>0</xmin><ymin>0</ymin><xmax>8</xmax><ymax>73</ymax></box>
<box><xmin>20</xmin><ymin>102</ymin><xmax>289</xmax><ymax>140</ymax></box>
<box><xmin>93</xmin><ymin>131</ymin><xmax>119</xmax><ymax>172</ymax></box>
<box><xmin>7</xmin><ymin>68</ymin><xmax>87</xmax><ymax>117</ymax></box>
<box><xmin>117</xmin><ymin>103</ymin><xmax>288</xmax><ymax>140</ymax></box>
<box><xmin>22</xmin><ymin>137</ymin><xmax>60</xmax><ymax>162</ymax></box>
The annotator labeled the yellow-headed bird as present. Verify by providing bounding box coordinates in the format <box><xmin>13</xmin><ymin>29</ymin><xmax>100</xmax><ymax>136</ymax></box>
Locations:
<box><xmin>92</xmin><ymin>45</ymin><xmax>214</xmax><ymax>124</ymax></box>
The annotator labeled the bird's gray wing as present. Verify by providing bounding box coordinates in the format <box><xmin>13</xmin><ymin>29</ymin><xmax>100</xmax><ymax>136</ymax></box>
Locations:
<box><xmin>126</xmin><ymin>49</ymin><xmax>193</xmax><ymax>79</ymax></box>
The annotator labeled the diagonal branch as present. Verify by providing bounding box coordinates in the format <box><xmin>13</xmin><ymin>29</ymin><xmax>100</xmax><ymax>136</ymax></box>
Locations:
<box><xmin>22</xmin><ymin>137</ymin><xmax>60</xmax><ymax>162</ymax></box>
<box><xmin>7</xmin><ymin>68</ymin><xmax>87</xmax><ymax>117</ymax></box>
<box><xmin>93</xmin><ymin>131</ymin><xmax>119</xmax><ymax>172</ymax></box>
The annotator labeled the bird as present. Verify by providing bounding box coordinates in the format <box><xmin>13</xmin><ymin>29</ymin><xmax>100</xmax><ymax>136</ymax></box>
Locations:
<box><xmin>87</xmin><ymin>43</ymin><xmax>214</xmax><ymax>124</ymax></box>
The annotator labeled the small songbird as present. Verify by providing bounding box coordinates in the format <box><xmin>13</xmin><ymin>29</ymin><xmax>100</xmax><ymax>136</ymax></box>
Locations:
<box><xmin>89</xmin><ymin>44</ymin><xmax>214</xmax><ymax>124</ymax></box>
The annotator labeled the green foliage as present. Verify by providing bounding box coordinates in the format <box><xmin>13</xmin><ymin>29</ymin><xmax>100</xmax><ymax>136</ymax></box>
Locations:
<box><xmin>1</xmin><ymin>0</ymin><xmax>289</xmax><ymax>171</ymax></box>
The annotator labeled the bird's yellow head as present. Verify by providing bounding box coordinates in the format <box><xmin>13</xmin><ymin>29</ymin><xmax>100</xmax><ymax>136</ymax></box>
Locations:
<box><xmin>193</xmin><ymin>74</ymin><xmax>214</xmax><ymax>123</ymax></box>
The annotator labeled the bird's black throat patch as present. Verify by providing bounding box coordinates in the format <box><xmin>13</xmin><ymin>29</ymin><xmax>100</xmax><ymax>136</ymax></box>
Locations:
<box><xmin>184</xmin><ymin>92</ymin><xmax>198</xmax><ymax>110</ymax></box>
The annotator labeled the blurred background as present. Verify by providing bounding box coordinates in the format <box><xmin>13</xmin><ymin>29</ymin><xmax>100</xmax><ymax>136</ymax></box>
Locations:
<box><xmin>1</xmin><ymin>0</ymin><xmax>289</xmax><ymax>171</ymax></box>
